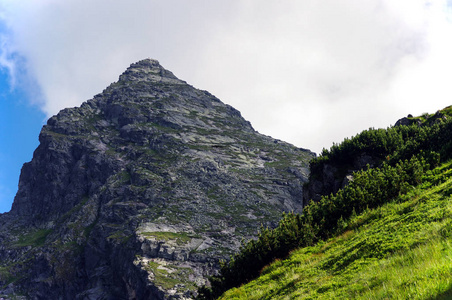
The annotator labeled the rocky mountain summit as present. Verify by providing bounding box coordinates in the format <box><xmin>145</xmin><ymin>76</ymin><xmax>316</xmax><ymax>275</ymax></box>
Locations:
<box><xmin>0</xmin><ymin>59</ymin><xmax>314</xmax><ymax>299</ymax></box>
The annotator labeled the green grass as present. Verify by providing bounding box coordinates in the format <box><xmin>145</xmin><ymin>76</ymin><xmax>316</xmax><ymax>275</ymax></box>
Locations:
<box><xmin>0</xmin><ymin>266</ymin><xmax>17</xmax><ymax>287</ymax></box>
<box><xmin>107</xmin><ymin>231</ymin><xmax>132</xmax><ymax>244</ymax></box>
<box><xmin>220</xmin><ymin>160</ymin><xmax>452</xmax><ymax>299</ymax></box>
<box><xmin>141</xmin><ymin>231</ymin><xmax>195</xmax><ymax>245</ymax></box>
<box><xmin>14</xmin><ymin>229</ymin><xmax>53</xmax><ymax>248</ymax></box>
<box><xmin>145</xmin><ymin>260</ymin><xmax>196</xmax><ymax>290</ymax></box>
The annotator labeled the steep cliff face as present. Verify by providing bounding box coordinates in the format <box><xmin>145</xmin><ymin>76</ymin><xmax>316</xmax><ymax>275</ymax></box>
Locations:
<box><xmin>0</xmin><ymin>59</ymin><xmax>314</xmax><ymax>299</ymax></box>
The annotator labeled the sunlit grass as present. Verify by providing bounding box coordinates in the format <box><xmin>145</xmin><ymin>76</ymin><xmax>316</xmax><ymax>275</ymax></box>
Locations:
<box><xmin>220</xmin><ymin>160</ymin><xmax>452</xmax><ymax>299</ymax></box>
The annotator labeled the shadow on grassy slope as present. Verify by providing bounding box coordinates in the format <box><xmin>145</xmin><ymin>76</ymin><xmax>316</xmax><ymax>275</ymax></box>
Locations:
<box><xmin>431</xmin><ymin>285</ymin><xmax>452</xmax><ymax>300</ymax></box>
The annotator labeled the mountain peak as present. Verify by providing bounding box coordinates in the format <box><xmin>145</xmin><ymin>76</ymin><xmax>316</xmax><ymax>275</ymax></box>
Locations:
<box><xmin>118</xmin><ymin>58</ymin><xmax>186</xmax><ymax>85</ymax></box>
<box><xmin>0</xmin><ymin>58</ymin><xmax>313</xmax><ymax>299</ymax></box>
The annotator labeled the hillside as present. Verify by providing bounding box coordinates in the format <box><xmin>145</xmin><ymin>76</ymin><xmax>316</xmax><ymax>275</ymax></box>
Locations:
<box><xmin>200</xmin><ymin>106</ymin><xmax>452</xmax><ymax>299</ymax></box>
<box><xmin>220</xmin><ymin>159</ymin><xmax>452</xmax><ymax>299</ymax></box>
<box><xmin>0</xmin><ymin>59</ymin><xmax>313</xmax><ymax>299</ymax></box>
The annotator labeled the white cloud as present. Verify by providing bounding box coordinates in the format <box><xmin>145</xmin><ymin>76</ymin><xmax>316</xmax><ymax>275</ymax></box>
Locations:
<box><xmin>385</xmin><ymin>1</ymin><xmax>452</xmax><ymax>115</ymax></box>
<box><xmin>1</xmin><ymin>0</ymin><xmax>452</xmax><ymax>153</ymax></box>
<box><xmin>0</xmin><ymin>0</ymin><xmax>239</xmax><ymax>113</ymax></box>
<box><xmin>0</xmin><ymin>33</ymin><xmax>17</xmax><ymax>88</ymax></box>
<box><xmin>191</xmin><ymin>0</ymin><xmax>440</xmax><ymax>151</ymax></box>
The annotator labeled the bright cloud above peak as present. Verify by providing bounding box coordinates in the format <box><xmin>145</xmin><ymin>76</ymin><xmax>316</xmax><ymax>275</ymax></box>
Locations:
<box><xmin>1</xmin><ymin>0</ymin><xmax>452</xmax><ymax>153</ymax></box>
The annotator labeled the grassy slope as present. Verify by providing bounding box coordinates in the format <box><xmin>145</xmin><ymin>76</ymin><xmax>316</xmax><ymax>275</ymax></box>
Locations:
<box><xmin>220</xmin><ymin>160</ymin><xmax>452</xmax><ymax>299</ymax></box>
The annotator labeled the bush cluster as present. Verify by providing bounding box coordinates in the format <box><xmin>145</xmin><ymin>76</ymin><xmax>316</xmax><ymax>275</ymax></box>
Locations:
<box><xmin>311</xmin><ymin>118</ymin><xmax>452</xmax><ymax>180</ymax></box>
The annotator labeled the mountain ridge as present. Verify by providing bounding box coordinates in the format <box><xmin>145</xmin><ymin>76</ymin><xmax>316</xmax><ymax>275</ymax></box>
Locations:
<box><xmin>0</xmin><ymin>59</ymin><xmax>313</xmax><ymax>299</ymax></box>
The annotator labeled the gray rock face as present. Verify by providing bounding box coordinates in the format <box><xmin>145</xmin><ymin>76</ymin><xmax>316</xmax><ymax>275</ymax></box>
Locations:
<box><xmin>394</xmin><ymin>115</ymin><xmax>422</xmax><ymax>127</ymax></box>
<box><xmin>0</xmin><ymin>59</ymin><xmax>314</xmax><ymax>299</ymax></box>
<box><xmin>395</xmin><ymin>111</ymin><xmax>448</xmax><ymax>127</ymax></box>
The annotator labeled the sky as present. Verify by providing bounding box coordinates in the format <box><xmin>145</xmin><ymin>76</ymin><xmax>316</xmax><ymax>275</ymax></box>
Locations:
<box><xmin>1</xmin><ymin>0</ymin><xmax>452</xmax><ymax>213</ymax></box>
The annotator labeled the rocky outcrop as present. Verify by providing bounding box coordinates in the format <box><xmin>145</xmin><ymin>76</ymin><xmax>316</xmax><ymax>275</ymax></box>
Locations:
<box><xmin>0</xmin><ymin>59</ymin><xmax>314</xmax><ymax>299</ymax></box>
<box><xmin>394</xmin><ymin>114</ymin><xmax>421</xmax><ymax>127</ymax></box>
<box><xmin>302</xmin><ymin>153</ymin><xmax>376</xmax><ymax>205</ymax></box>
<box><xmin>395</xmin><ymin>111</ymin><xmax>450</xmax><ymax>127</ymax></box>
